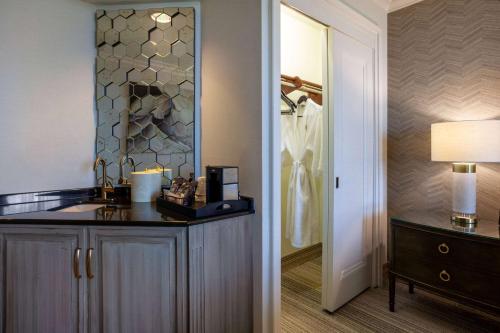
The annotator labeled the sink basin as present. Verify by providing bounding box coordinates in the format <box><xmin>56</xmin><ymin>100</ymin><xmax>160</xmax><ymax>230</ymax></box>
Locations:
<box><xmin>57</xmin><ymin>204</ymin><xmax>106</xmax><ymax>213</ymax></box>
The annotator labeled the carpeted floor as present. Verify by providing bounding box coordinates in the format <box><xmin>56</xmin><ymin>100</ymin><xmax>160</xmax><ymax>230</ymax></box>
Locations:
<box><xmin>281</xmin><ymin>257</ymin><xmax>500</xmax><ymax>332</ymax></box>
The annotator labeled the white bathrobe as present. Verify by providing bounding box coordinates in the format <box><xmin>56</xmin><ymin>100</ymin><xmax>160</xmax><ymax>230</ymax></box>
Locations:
<box><xmin>282</xmin><ymin>99</ymin><xmax>323</xmax><ymax>248</ymax></box>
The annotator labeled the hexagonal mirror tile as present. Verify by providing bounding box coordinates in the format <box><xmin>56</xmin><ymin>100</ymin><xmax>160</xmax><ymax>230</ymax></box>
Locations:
<box><xmin>125</xmin><ymin>42</ymin><xmax>141</xmax><ymax>58</ymax></box>
<box><xmin>96</xmin><ymin>57</ymin><xmax>105</xmax><ymax>72</ymax></box>
<box><xmin>113</xmin><ymin>44</ymin><xmax>126</xmax><ymax>58</ymax></box>
<box><xmin>97</xmin><ymin>83</ymin><xmax>105</xmax><ymax>99</ymax></box>
<box><xmin>105</xmin><ymin>29</ymin><xmax>119</xmax><ymax>45</ymax></box>
<box><xmin>106</xmin><ymin>84</ymin><xmax>121</xmax><ymax>99</ymax></box>
<box><xmin>96</xmin><ymin>30</ymin><xmax>105</xmax><ymax>46</ymax></box>
<box><xmin>98</xmin><ymin>44</ymin><xmax>113</xmax><ymax>59</ymax></box>
<box><xmin>105</xmin><ymin>57</ymin><xmax>120</xmax><ymax>71</ymax></box>
<box><xmin>179</xmin><ymin>81</ymin><xmax>194</xmax><ymax>98</ymax></box>
<box><xmin>172</xmin><ymin>14</ymin><xmax>187</xmax><ymax>29</ymax></box>
<box><xmin>164</xmin><ymin>27</ymin><xmax>179</xmax><ymax>44</ymax></box>
<box><xmin>179</xmin><ymin>54</ymin><xmax>193</xmax><ymax>71</ymax></box>
<box><xmin>157</xmin><ymin>70</ymin><xmax>173</xmax><ymax>84</ymax></box>
<box><xmin>150</xmin><ymin>28</ymin><xmax>164</xmax><ymax>44</ymax></box>
<box><xmin>106</xmin><ymin>11</ymin><xmax>120</xmax><ymax>19</ymax></box>
<box><xmin>179</xmin><ymin>26</ymin><xmax>194</xmax><ymax>43</ymax></box>
<box><xmin>120</xmin><ymin>29</ymin><xmax>134</xmax><ymax>45</ymax></box>
<box><xmin>119</xmin><ymin>9</ymin><xmax>134</xmax><ymax>18</ymax></box>
<box><xmin>97</xmin><ymin>16</ymin><xmax>112</xmax><ymax>32</ymax></box>
<box><xmin>156</xmin><ymin>40</ymin><xmax>171</xmax><ymax>57</ymax></box>
<box><xmin>106</xmin><ymin>136</ymin><xmax>120</xmax><ymax>152</ymax></box>
<box><xmin>112</xmin><ymin>122</ymin><xmax>124</xmax><ymax>138</ymax></box>
<box><xmin>97</xmin><ymin>122</ymin><xmax>113</xmax><ymax>139</ymax></box>
<box><xmin>164</xmin><ymin>8</ymin><xmax>179</xmax><ymax>16</ymax></box>
<box><xmin>133</xmin><ymin>29</ymin><xmax>149</xmax><ymax>44</ymax></box>
<box><xmin>113</xmin><ymin>16</ymin><xmax>127</xmax><ymax>32</ymax></box>
<box><xmin>141</xmin><ymin>41</ymin><xmax>157</xmax><ymax>58</ymax></box>
<box><xmin>162</xmin><ymin>83</ymin><xmax>179</xmax><ymax>97</ymax></box>
<box><xmin>97</xmin><ymin>96</ymin><xmax>113</xmax><ymax>112</ymax></box>
<box><xmin>180</xmin><ymin>8</ymin><xmax>193</xmax><ymax>16</ymax></box>
<box><xmin>127</xmin><ymin>68</ymin><xmax>142</xmax><ymax>82</ymax></box>
<box><xmin>97</xmin><ymin>69</ymin><xmax>113</xmax><ymax>86</ymax></box>
<box><xmin>111</xmin><ymin>69</ymin><xmax>127</xmax><ymax>86</ymax></box>
<box><xmin>164</xmin><ymin>54</ymin><xmax>179</xmax><ymax>67</ymax></box>
<box><xmin>126</xmin><ymin>15</ymin><xmax>142</xmax><ymax>31</ymax></box>
<box><xmin>170</xmin><ymin>70</ymin><xmax>187</xmax><ymax>85</ymax></box>
<box><xmin>149</xmin><ymin>55</ymin><xmax>167</xmax><ymax>72</ymax></box>
<box><xmin>140</xmin><ymin>15</ymin><xmax>156</xmax><ymax>31</ymax></box>
<box><xmin>134</xmin><ymin>54</ymin><xmax>150</xmax><ymax>71</ymax></box>
<box><xmin>149</xmin><ymin>136</ymin><xmax>164</xmax><ymax>153</ymax></box>
<box><xmin>141</xmin><ymin>68</ymin><xmax>157</xmax><ymax>85</ymax></box>
<box><xmin>113</xmin><ymin>96</ymin><xmax>128</xmax><ymax>112</ymax></box>
<box><xmin>185</xmin><ymin>39</ymin><xmax>194</xmax><ymax>56</ymax></box>
<box><xmin>172</xmin><ymin>41</ymin><xmax>187</xmax><ymax>57</ymax></box>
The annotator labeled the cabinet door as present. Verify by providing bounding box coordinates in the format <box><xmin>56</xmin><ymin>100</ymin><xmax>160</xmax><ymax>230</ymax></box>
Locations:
<box><xmin>88</xmin><ymin>227</ymin><xmax>187</xmax><ymax>333</ymax></box>
<box><xmin>0</xmin><ymin>226</ymin><xmax>85</xmax><ymax>333</ymax></box>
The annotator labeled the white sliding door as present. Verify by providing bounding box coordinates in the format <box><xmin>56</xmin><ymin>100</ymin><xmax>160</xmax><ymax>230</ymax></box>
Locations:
<box><xmin>322</xmin><ymin>29</ymin><xmax>375</xmax><ymax>312</ymax></box>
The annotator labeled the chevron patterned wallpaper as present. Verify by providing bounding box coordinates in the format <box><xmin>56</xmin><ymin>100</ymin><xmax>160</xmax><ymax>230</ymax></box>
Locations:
<box><xmin>388</xmin><ymin>0</ymin><xmax>500</xmax><ymax>221</ymax></box>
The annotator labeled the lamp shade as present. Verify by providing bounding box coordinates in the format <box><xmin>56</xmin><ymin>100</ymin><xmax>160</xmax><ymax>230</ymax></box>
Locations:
<box><xmin>431</xmin><ymin>120</ymin><xmax>500</xmax><ymax>162</ymax></box>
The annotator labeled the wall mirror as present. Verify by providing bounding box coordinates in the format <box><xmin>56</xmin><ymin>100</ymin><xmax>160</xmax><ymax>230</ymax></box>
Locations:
<box><xmin>95</xmin><ymin>7</ymin><xmax>198</xmax><ymax>184</ymax></box>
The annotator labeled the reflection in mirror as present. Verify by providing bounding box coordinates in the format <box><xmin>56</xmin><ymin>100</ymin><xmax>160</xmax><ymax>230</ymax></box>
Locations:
<box><xmin>95</xmin><ymin>7</ymin><xmax>195</xmax><ymax>184</ymax></box>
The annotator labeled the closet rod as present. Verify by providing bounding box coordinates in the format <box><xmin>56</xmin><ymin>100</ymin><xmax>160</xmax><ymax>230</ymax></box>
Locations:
<box><xmin>281</xmin><ymin>81</ymin><xmax>322</xmax><ymax>94</ymax></box>
<box><xmin>281</xmin><ymin>74</ymin><xmax>323</xmax><ymax>94</ymax></box>
<box><xmin>281</xmin><ymin>74</ymin><xmax>322</xmax><ymax>90</ymax></box>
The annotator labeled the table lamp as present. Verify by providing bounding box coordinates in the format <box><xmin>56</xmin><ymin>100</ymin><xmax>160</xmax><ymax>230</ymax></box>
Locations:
<box><xmin>431</xmin><ymin>120</ymin><xmax>500</xmax><ymax>225</ymax></box>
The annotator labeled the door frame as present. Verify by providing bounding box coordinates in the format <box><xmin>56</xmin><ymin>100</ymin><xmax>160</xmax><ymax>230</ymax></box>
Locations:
<box><xmin>260</xmin><ymin>0</ymin><xmax>387</xmax><ymax>330</ymax></box>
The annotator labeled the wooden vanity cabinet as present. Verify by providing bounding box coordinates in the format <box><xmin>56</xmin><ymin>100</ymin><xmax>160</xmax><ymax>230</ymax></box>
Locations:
<box><xmin>0</xmin><ymin>215</ymin><xmax>253</xmax><ymax>333</ymax></box>
<box><xmin>0</xmin><ymin>226</ymin><xmax>86</xmax><ymax>333</ymax></box>
<box><xmin>87</xmin><ymin>227</ymin><xmax>187</xmax><ymax>333</ymax></box>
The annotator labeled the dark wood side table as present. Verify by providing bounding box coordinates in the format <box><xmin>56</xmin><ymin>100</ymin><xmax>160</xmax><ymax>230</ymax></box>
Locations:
<box><xmin>389</xmin><ymin>212</ymin><xmax>500</xmax><ymax>312</ymax></box>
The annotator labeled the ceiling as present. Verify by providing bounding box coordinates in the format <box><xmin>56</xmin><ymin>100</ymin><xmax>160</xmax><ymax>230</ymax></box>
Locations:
<box><xmin>83</xmin><ymin>0</ymin><xmax>425</xmax><ymax>14</ymax></box>
<box><xmin>373</xmin><ymin>0</ymin><xmax>425</xmax><ymax>12</ymax></box>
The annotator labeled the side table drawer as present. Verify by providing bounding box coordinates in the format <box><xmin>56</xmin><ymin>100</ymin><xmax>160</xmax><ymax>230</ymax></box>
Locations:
<box><xmin>393</xmin><ymin>225</ymin><xmax>500</xmax><ymax>275</ymax></box>
<box><xmin>395</xmin><ymin>259</ymin><xmax>500</xmax><ymax>307</ymax></box>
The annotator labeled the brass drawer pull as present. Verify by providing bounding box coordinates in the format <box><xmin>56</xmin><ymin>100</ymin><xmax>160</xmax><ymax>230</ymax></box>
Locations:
<box><xmin>73</xmin><ymin>248</ymin><xmax>82</xmax><ymax>279</ymax></box>
<box><xmin>438</xmin><ymin>243</ymin><xmax>449</xmax><ymax>254</ymax></box>
<box><xmin>439</xmin><ymin>270</ymin><xmax>451</xmax><ymax>282</ymax></box>
<box><xmin>86</xmin><ymin>248</ymin><xmax>94</xmax><ymax>279</ymax></box>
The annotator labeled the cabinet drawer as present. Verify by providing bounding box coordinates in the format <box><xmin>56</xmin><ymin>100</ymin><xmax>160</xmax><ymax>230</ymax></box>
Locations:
<box><xmin>393</xmin><ymin>225</ymin><xmax>500</xmax><ymax>275</ymax></box>
<box><xmin>395</xmin><ymin>259</ymin><xmax>500</xmax><ymax>307</ymax></box>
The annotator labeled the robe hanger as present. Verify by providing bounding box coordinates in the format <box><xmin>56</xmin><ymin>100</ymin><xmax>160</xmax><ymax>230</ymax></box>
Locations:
<box><xmin>281</xmin><ymin>90</ymin><xmax>297</xmax><ymax>116</ymax></box>
<box><xmin>297</xmin><ymin>95</ymin><xmax>308</xmax><ymax>105</ymax></box>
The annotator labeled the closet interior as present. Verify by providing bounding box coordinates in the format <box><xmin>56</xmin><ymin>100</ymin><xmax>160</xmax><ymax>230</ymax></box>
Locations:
<box><xmin>280</xmin><ymin>3</ymin><xmax>327</xmax><ymax>297</ymax></box>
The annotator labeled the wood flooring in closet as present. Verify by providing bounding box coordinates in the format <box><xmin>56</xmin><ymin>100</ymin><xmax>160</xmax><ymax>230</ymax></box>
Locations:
<box><xmin>281</xmin><ymin>257</ymin><xmax>500</xmax><ymax>332</ymax></box>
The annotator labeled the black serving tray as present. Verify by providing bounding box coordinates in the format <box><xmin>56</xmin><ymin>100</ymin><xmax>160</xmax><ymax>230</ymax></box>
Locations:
<box><xmin>156</xmin><ymin>195</ymin><xmax>254</xmax><ymax>219</ymax></box>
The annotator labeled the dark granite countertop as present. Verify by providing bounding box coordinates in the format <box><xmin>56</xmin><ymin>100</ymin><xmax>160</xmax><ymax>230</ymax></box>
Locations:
<box><xmin>391</xmin><ymin>211</ymin><xmax>500</xmax><ymax>241</ymax></box>
<box><xmin>0</xmin><ymin>202</ymin><xmax>254</xmax><ymax>227</ymax></box>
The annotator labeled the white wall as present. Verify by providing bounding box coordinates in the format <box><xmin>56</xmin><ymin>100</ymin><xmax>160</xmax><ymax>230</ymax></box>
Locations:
<box><xmin>280</xmin><ymin>5</ymin><xmax>324</xmax><ymax>84</ymax></box>
<box><xmin>0</xmin><ymin>0</ymin><xmax>96</xmax><ymax>194</ymax></box>
<box><xmin>201</xmin><ymin>0</ymin><xmax>262</xmax><ymax>200</ymax></box>
<box><xmin>199</xmin><ymin>0</ymin><xmax>263</xmax><ymax>329</ymax></box>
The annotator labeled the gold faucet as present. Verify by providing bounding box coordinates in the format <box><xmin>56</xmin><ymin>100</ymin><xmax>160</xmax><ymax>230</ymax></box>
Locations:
<box><xmin>93</xmin><ymin>156</ymin><xmax>114</xmax><ymax>201</ymax></box>
<box><xmin>118</xmin><ymin>155</ymin><xmax>136</xmax><ymax>185</ymax></box>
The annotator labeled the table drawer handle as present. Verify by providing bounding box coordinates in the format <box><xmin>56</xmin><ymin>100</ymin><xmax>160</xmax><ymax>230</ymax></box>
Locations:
<box><xmin>438</xmin><ymin>243</ymin><xmax>449</xmax><ymax>254</ymax></box>
<box><xmin>439</xmin><ymin>270</ymin><xmax>451</xmax><ymax>282</ymax></box>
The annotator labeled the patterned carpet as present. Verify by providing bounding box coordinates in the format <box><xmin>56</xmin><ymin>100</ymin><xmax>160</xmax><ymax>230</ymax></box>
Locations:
<box><xmin>281</xmin><ymin>257</ymin><xmax>500</xmax><ymax>332</ymax></box>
